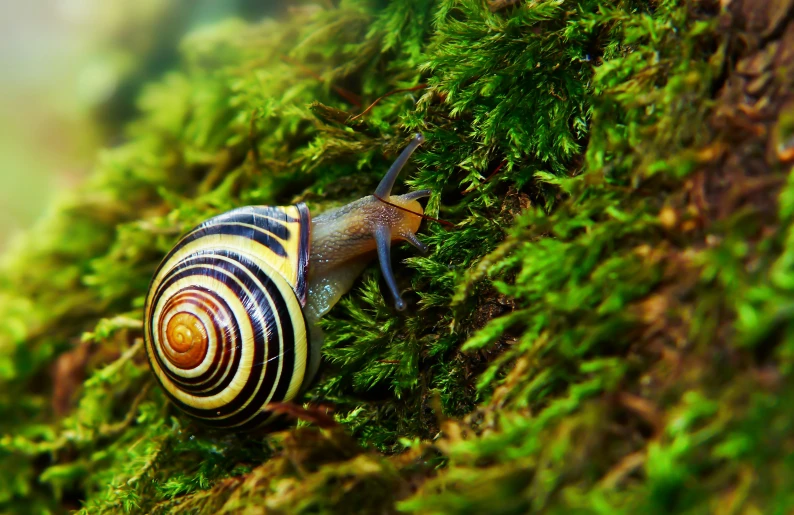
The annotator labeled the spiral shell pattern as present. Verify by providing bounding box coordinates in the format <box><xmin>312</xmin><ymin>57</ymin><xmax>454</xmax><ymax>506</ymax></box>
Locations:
<box><xmin>144</xmin><ymin>205</ymin><xmax>311</xmax><ymax>429</ymax></box>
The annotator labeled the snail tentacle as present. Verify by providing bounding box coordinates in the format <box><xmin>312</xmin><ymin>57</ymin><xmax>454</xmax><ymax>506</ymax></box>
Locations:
<box><xmin>374</xmin><ymin>225</ymin><xmax>405</xmax><ymax>311</ymax></box>
<box><xmin>401</xmin><ymin>189</ymin><xmax>433</xmax><ymax>202</ymax></box>
<box><xmin>374</xmin><ymin>133</ymin><xmax>426</xmax><ymax>197</ymax></box>
<box><xmin>400</xmin><ymin>231</ymin><xmax>429</xmax><ymax>255</ymax></box>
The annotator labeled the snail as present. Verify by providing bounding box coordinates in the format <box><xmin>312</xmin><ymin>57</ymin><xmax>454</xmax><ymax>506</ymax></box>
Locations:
<box><xmin>144</xmin><ymin>133</ymin><xmax>429</xmax><ymax>429</ymax></box>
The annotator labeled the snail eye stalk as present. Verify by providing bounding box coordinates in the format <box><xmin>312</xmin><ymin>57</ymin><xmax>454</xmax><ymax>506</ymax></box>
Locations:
<box><xmin>374</xmin><ymin>225</ymin><xmax>405</xmax><ymax>311</ymax></box>
<box><xmin>374</xmin><ymin>133</ymin><xmax>425</xmax><ymax>198</ymax></box>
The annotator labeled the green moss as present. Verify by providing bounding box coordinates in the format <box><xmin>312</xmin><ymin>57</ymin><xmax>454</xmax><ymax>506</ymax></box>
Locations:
<box><xmin>2</xmin><ymin>0</ymin><xmax>794</xmax><ymax>513</ymax></box>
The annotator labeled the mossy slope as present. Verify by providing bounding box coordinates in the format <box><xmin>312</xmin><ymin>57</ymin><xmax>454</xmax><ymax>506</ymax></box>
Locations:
<box><xmin>2</xmin><ymin>0</ymin><xmax>794</xmax><ymax>513</ymax></box>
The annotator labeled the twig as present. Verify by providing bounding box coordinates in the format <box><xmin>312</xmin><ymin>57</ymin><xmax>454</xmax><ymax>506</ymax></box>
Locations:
<box><xmin>348</xmin><ymin>84</ymin><xmax>428</xmax><ymax>122</ymax></box>
<box><xmin>281</xmin><ymin>55</ymin><xmax>362</xmax><ymax>107</ymax></box>
<box><xmin>373</xmin><ymin>193</ymin><xmax>455</xmax><ymax>228</ymax></box>
<box><xmin>461</xmin><ymin>159</ymin><xmax>507</xmax><ymax>194</ymax></box>
<box><xmin>99</xmin><ymin>382</ymin><xmax>153</xmax><ymax>437</ymax></box>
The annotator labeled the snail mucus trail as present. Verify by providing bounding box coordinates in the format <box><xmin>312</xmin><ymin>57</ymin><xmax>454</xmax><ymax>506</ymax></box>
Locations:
<box><xmin>144</xmin><ymin>133</ymin><xmax>430</xmax><ymax>429</ymax></box>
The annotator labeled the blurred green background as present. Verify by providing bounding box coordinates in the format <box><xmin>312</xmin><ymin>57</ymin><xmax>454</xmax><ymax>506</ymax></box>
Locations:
<box><xmin>0</xmin><ymin>0</ymin><xmax>282</xmax><ymax>251</ymax></box>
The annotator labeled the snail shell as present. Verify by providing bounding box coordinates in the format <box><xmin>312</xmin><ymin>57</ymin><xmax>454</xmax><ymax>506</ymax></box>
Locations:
<box><xmin>145</xmin><ymin>205</ymin><xmax>311</xmax><ymax>429</ymax></box>
<box><xmin>144</xmin><ymin>134</ymin><xmax>429</xmax><ymax>429</ymax></box>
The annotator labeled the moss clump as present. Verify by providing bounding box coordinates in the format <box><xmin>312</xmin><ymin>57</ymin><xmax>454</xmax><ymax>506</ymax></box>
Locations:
<box><xmin>2</xmin><ymin>0</ymin><xmax>794</xmax><ymax>513</ymax></box>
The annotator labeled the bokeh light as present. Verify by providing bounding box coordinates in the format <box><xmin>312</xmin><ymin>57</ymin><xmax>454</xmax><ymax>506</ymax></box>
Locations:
<box><xmin>0</xmin><ymin>0</ymin><xmax>280</xmax><ymax>250</ymax></box>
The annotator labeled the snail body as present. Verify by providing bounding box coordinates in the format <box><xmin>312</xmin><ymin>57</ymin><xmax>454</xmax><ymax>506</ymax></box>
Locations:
<box><xmin>144</xmin><ymin>134</ymin><xmax>428</xmax><ymax>429</ymax></box>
